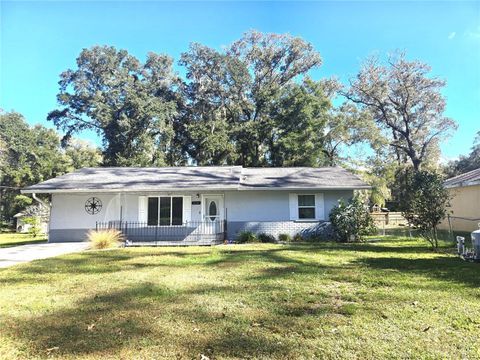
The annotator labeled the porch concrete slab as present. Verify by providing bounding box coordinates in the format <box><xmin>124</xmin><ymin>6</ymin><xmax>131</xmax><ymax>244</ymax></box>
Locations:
<box><xmin>0</xmin><ymin>242</ymin><xmax>89</xmax><ymax>269</ymax></box>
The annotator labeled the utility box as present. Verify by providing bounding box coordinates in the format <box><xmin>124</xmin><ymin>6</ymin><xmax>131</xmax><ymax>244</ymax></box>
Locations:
<box><xmin>472</xmin><ymin>227</ymin><xmax>480</xmax><ymax>260</ymax></box>
<box><xmin>457</xmin><ymin>236</ymin><xmax>465</xmax><ymax>255</ymax></box>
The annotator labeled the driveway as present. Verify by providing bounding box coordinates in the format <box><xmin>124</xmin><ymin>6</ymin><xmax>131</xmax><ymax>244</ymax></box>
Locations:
<box><xmin>0</xmin><ymin>242</ymin><xmax>89</xmax><ymax>268</ymax></box>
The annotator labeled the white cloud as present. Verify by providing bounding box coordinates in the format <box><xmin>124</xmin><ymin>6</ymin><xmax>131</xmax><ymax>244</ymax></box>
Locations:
<box><xmin>465</xmin><ymin>26</ymin><xmax>480</xmax><ymax>39</ymax></box>
<box><xmin>448</xmin><ymin>32</ymin><xmax>456</xmax><ymax>40</ymax></box>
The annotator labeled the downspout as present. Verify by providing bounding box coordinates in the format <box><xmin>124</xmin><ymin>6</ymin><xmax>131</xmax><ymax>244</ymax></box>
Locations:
<box><xmin>32</xmin><ymin>193</ymin><xmax>49</xmax><ymax>209</ymax></box>
<box><xmin>32</xmin><ymin>192</ymin><xmax>50</xmax><ymax>242</ymax></box>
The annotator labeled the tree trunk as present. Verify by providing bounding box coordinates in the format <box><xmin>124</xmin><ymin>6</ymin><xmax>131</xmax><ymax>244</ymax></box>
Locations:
<box><xmin>412</xmin><ymin>157</ymin><xmax>421</xmax><ymax>171</ymax></box>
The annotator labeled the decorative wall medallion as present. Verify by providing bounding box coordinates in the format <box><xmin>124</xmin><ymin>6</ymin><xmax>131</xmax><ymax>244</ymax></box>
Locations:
<box><xmin>85</xmin><ymin>197</ymin><xmax>102</xmax><ymax>215</ymax></box>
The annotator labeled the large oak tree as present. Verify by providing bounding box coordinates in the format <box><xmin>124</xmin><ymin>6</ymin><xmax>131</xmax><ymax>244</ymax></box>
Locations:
<box><xmin>344</xmin><ymin>53</ymin><xmax>457</xmax><ymax>171</ymax></box>
<box><xmin>179</xmin><ymin>31</ymin><xmax>322</xmax><ymax>166</ymax></box>
<box><xmin>48</xmin><ymin>46</ymin><xmax>179</xmax><ymax>166</ymax></box>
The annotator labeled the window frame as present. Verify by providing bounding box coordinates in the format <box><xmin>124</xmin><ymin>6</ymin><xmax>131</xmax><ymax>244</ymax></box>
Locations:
<box><xmin>147</xmin><ymin>196</ymin><xmax>184</xmax><ymax>226</ymax></box>
<box><xmin>297</xmin><ymin>194</ymin><xmax>316</xmax><ymax>220</ymax></box>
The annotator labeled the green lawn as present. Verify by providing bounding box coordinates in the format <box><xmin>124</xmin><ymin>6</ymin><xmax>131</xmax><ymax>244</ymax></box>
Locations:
<box><xmin>0</xmin><ymin>232</ymin><xmax>47</xmax><ymax>248</ymax></box>
<box><xmin>0</xmin><ymin>237</ymin><xmax>479</xmax><ymax>359</ymax></box>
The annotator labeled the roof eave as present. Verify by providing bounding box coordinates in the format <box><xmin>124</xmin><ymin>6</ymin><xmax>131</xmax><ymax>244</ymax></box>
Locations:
<box><xmin>21</xmin><ymin>187</ymin><xmax>239</xmax><ymax>194</ymax></box>
<box><xmin>445</xmin><ymin>180</ymin><xmax>480</xmax><ymax>189</ymax></box>
<box><xmin>239</xmin><ymin>185</ymin><xmax>372</xmax><ymax>191</ymax></box>
<box><xmin>23</xmin><ymin>185</ymin><xmax>372</xmax><ymax>194</ymax></box>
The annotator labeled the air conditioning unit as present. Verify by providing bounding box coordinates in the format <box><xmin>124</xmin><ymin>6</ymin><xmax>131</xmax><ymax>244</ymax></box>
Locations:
<box><xmin>472</xmin><ymin>227</ymin><xmax>480</xmax><ymax>261</ymax></box>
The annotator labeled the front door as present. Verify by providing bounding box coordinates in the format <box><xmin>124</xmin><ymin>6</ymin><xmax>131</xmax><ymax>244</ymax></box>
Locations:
<box><xmin>203</xmin><ymin>195</ymin><xmax>224</xmax><ymax>234</ymax></box>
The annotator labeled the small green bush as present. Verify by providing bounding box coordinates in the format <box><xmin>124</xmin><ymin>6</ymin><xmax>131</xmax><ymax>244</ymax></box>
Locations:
<box><xmin>236</xmin><ymin>231</ymin><xmax>257</xmax><ymax>244</ymax></box>
<box><xmin>278</xmin><ymin>233</ymin><xmax>292</xmax><ymax>242</ymax></box>
<box><xmin>257</xmin><ymin>233</ymin><xmax>276</xmax><ymax>243</ymax></box>
<box><xmin>22</xmin><ymin>216</ymin><xmax>42</xmax><ymax>238</ymax></box>
<box><xmin>87</xmin><ymin>229</ymin><xmax>124</xmax><ymax>249</ymax></box>
<box><xmin>293</xmin><ymin>233</ymin><xmax>304</xmax><ymax>242</ymax></box>
<box><xmin>303</xmin><ymin>234</ymin><xmax>319</xmax><ymax>242</ymax></box>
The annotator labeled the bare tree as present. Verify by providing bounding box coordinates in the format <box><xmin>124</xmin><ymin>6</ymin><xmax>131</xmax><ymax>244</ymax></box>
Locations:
<box><xmin>344</xmin><ymin>53</ymin><xmax>457</xmax><ymax>171</ymax></box>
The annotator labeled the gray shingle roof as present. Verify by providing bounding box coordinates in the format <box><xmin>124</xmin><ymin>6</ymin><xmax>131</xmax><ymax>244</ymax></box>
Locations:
<box><xmin>240</xmin><ymin>167</ymin><xmax>369</xmax><ymax>190</ymax></box>
<box><xmin>444</xmin><ymin>168</ymin><xmax>480</xmax><ymax>188</ymax></box>
<box><xmin>22</xmin><ymin>166</ymin><xmax>370</xmax><ymax>193</ymax></box>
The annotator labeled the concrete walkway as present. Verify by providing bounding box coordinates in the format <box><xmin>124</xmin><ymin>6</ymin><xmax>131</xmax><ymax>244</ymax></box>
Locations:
<box><xmin>0</xmin><ymin>242</ymin><xmax>89</xmax><ymax>268</ymax></box>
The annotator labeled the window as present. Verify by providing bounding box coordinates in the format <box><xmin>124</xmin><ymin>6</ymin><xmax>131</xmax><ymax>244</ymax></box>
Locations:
<box><xmin>147</xmin><ymin>196</ymin><xmax>183</xmax><ymax>225</ymax></box>
<box><xmin>208</xmin><ymin>200</ymin><xmax>218</xmax><ymax>221</ymax></box>
<box><xmin>298</xmin><ymin>195</ymin><xmax>315</xmax><ymax>219</ymax></box>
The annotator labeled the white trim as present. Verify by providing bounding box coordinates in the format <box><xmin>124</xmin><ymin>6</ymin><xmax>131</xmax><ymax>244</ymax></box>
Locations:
<box><xmin>237</xmin><ymin>186</ymin><xmax>371</xmax><ymax>191</ymax></box>
<box><xmin>445</xmin><ymin>180</ymin><xmax>480</xmax><ymax>189</ymax></box>
<box><xmin>183</xmin><ymin>196</ymin><xmax>192</xmax><ymax>223</ymax></box>
<box><xmin>138</xmin><ymin>196</ymin><xmax>147</xmax><ymax>222</ymax></box>
<box><xmin>315</xmin><ymin>193</ymin><xmax>325</xmax><ymax>220</ymax></box>
<box><xmin>289</xmin><ymin>193</ymin><xmax>298</xmax><ymax>221</ymax></box>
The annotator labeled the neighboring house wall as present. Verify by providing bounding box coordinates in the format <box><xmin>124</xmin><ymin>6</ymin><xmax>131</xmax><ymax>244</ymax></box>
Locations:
<box><xmin>16</xmin><ymin>217</ymin><xmax>48</xmax><ymax>234</ymax></box>
<box><xmin>438</xmin><ymin>185</ymin><xmax>480</xmax><ymax>232</ymax></box>
<box><xmin>48</xmin><ymin>189</ymin><xmax>353</xmax><ymax>242</ymax></box>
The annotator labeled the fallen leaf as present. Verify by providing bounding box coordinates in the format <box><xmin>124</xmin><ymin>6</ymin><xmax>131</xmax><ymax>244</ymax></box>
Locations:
<box><xmin>46</xmin><ymin>346</ymin><xmax>59</xmax><ymax>353</ymax></box>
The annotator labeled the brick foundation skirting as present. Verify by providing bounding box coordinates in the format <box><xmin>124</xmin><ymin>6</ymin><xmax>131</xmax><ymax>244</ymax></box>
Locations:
<box><xmin>226</xmin><ymin>221</ymin><xmax>332</xmax><ymax>241</ymax></box>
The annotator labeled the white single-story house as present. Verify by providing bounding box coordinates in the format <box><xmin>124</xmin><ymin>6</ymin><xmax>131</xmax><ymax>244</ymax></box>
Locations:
<box><xmin>22</xmin><ymin>166</ymin><xmax>370</xmax><ymax>245</ymax></box>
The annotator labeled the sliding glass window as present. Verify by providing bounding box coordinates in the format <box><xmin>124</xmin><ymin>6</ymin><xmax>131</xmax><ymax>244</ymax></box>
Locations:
<box><xmin>147</xmin><ymin>196</ymin><xmax>183</xmax><ymax>225</ymax></box>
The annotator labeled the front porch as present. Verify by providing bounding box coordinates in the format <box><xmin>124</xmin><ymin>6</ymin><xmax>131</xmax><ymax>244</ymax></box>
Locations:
<box><xmin>96</xmin><ymin>220</ymin><xmax>226</xmax><ymax>246</ymax></box>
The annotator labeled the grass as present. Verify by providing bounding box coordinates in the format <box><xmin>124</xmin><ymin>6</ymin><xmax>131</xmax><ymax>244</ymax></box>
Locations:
<box><xmin>0</xmin><ymin>236</ymin><xmax>479</xmax><ymax>359</ymax></box>
<box><xmin>0</xmin><ymin>232</ymin><xmax>47</xmax><ymax>248</ymax></box>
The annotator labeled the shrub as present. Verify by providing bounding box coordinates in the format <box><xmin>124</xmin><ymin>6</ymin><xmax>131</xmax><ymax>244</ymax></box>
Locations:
<box><xmin>293</xmin><ymin>233</ymin><xmax>304</xmax><ymax>242</ymax></box>
<box><xmin>400</xmin><ymin>170</ymin><xmax>450</xmax><ymax>249</ymax></box>
<box><xmin>87</xmin><ymin>229</ymin><xmax>124</xmax><ymax>249</ymax></box>
<box><xmin>257</xmin><ymin>233</ymin><xmax>276</xmax><ymax>243</ymax></box>
<box><xmin>236</xmin><ymin>231</ymin><xmax>257</xmax><ymax>244</ymax></box>
<box><xmin>278</xmin><ymin>233</ymin><xmax>292</xmax><ymax>242</ymax></box>
<box><xmin>329</xmin><ymin>195</ymin><xmax>377</xmax><ymax>242</ymax></box>
<box><xmin>22</xmin><ymin>216</ymin><xmax>42</xmax><ymax>237</ymax></box>
<box><xmin>303</xmin><ymin>234</ymin><xmax>322</xmax><ymax>243</ymax></box>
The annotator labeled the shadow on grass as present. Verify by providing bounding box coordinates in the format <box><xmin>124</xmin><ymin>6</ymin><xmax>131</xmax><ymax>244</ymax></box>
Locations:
<box><xmin>3</xmin><ymin>239</ymin><xmax>480</xmax><ymax>358</ymax></box>
<box><xmin>1</xmin><ymin>249</ymin><xmax>214</xmax><ymax>280</ymax></box>
<box><xmin>356</xmin><ymin>256</ymin><xmax>480</xmax><ymax>289</ymax></box>
<box><xmin>0</xmin><ymin>239</ymin><xmax>459</xmax><ymax>285</ymax></box>
<box><xmin>0</xmin><ymin>238</ymin><xmax>48</xmax><ymax>248</ymax></box>
<box><xmin>2</xmin><ymin>282</ymin><xmax>293</xmax><ymax>358</ymax></box>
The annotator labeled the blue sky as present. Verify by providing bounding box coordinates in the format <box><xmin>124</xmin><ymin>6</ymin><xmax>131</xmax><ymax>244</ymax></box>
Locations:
<box><xmin>1</xmin><ymin>1</ymin><xmax>479</xmax><ymax>160</ymax></box>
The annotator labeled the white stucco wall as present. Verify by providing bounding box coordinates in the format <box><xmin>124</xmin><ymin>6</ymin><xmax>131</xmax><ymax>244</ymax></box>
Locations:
<box><xmin>224</xmin><ymin>190</ymin><xmax>353</xmax><ymax>222</ymax></box>
<box><xmin>50</xmin><ymin>193</ymin><xmax>123</xmax><ymax>230</ymax></box>
<box><xmin>50</xmin><ymin>191</ymin><xmax>217</xmax><ymax>230</ymax></box>
<box><xmin>48</xmin><ymin>189</ymin><xmax>354</xmax><ymax>241</ymax></box>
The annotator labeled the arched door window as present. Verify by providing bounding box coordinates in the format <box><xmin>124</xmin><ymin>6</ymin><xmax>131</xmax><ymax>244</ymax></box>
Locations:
<box><xmin>208</xmin><ymin>200</ymin><xmax>218</xmax><ymax>221</ymax></box>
